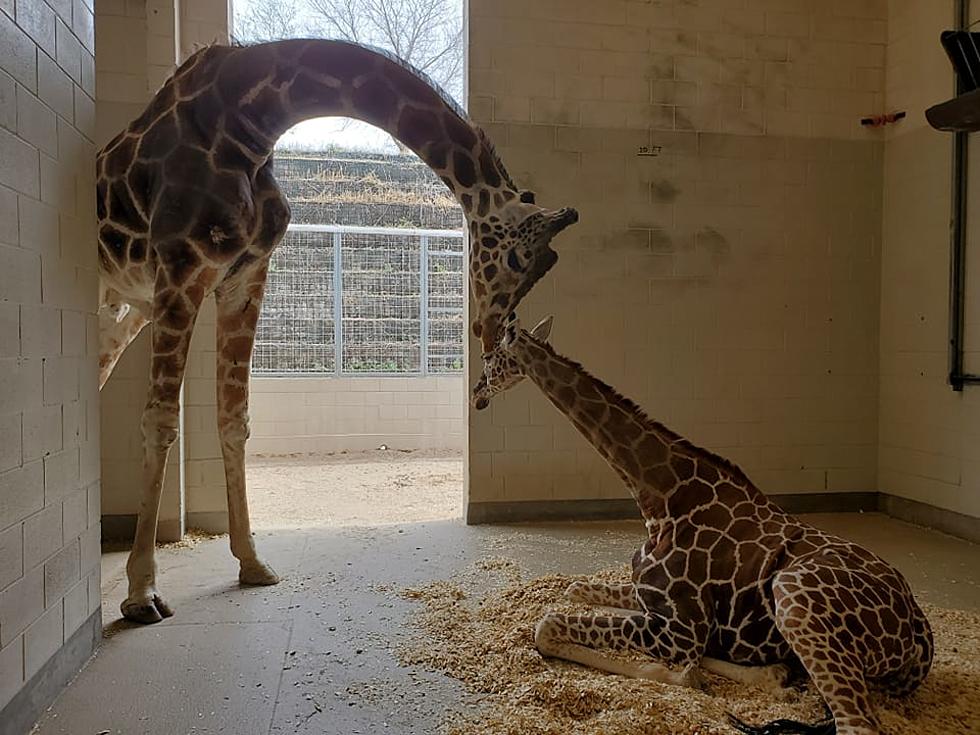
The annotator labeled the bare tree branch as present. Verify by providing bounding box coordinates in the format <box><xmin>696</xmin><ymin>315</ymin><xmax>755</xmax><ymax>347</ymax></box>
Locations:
<box><xmin>234</xmin><ymin>0</ymin><xmax>303</xmax><ymax>43</ymax></box>
<box><xmin>306</xmin><ymin>0</ymin><xmax>463</xmax><ymax>102</ymax></box>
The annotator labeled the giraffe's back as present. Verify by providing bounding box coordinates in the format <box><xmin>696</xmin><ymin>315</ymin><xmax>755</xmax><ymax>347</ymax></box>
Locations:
<box><xmin>96</xmin><ymin>43</ymin><xmax>285</xmax><ymax>305</ymax></box>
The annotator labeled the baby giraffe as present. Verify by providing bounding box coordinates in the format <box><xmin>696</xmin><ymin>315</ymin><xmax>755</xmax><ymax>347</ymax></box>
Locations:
<box><xmin>472</xmin><ymin>314</ymin><xmax>933</xmax><ymax>735</ymax></box>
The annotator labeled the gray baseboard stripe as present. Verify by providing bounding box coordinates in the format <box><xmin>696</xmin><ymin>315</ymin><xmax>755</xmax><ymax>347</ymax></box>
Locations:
<box><xmin>467</xmin><ymin>498</ymin><xmax>639</xmax><ymax>524</ymax></box>
<box><xmin>0</xmin><ymin>610</ymin><xmax>100</xmax><ymax>735</ymax></box>
<box><xmin>100</xmin><ymin>513</ymin><xmax>136</xmax><ymax>541</ymax></box>
<box><xmin>881</xmin><ymin>494</ymin><xmax>980</xmax><ymax>545</ymax></box>
<box><xmin>186</xmin><ymin>511</ymin><xmax>229</xmax><ymax>534</ymax></box>
<box><xmin>467</xmin><ymin>492</ymin><xmax>978</xmax><ymax>544</ymax></box>
<box><xmin>102</xmin><ymin>513</ymin><xmax>225</xmax><ymax>542</ymax></box>
<box><xmin>768</xmin><ymin>492</ymin><xmax>880</xmax><ymax>514</ymax></box>
<box><xmin>466</xmin><ymin>493</ymin><xmax>878</xmax><ymax>525</ymax></box>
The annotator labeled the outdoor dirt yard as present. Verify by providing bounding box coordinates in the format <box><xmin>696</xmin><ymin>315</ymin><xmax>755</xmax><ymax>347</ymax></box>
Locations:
<box><xmin>246</xmin><ymin>448</ymin><xmax>464</xmax><ymax>528</ymax></box>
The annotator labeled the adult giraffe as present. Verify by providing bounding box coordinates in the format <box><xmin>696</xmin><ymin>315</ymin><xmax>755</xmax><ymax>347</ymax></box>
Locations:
<box><xmin>472</xmin><ymin>314</ymin><xmax>933</xmax><ymax>735</ymax></box>
<box><xmin>97</xmin><ymin>39</ymin><xmax>578</xmax><ymax>624</ymax></box>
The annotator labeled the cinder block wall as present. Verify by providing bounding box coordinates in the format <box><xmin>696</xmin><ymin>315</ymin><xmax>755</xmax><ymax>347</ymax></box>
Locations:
<box><xmin>0</xmin><ymin>0</ymin><xmax>101</xmax><ymax>723</ymax></box>
<box><xmin>247</xmin><ymin>377</ymin><xmax>465</xmax><ymax>455</ymax></box>
<box><xmin>467</xmin><ymin>0</ymin><xmax>887</xmax><ymax>519</ymax></box>
<box><xmin>97</xmin><ymin>0</ymin><xmax>233</xmax><ymax>538</ymax></box>
<box><xmin>178</xmin><ymin>0</ymin><xmax>243</xmax><ymax>532</ymax></box>
<box><xmin>878</xmin><ymin>1</ymin><xmax>980</xmax><ymax>522</ymax></box>
<box><xmin>96</xmin><ymin>0</ymin><xmax>186</xmax><ymax>541</ymax></box>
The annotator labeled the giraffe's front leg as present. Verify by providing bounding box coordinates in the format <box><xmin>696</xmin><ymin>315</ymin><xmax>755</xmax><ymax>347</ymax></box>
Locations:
<box><xmin>122</xmin><ymin>264</ymin><xmax>206</xmax><ymax>623</ymax></box>
<box><xmin>534</xmin><ymin>612</ymin><xmax>707</xmax><ymax>689</ymax></box>
<box><xmin>123</xmin><ymin>379</ymin><xmax>184</xmax><ymax>623</ymax></box>
<box><xmin>564</xmin><ymin>581</ymin><xmax>641</xmax><ymax>614</ymax></box>
<box><xmin>214</xmin><ymin>264</ymin><xmax>279</xmax><ymax>587</ymax></box>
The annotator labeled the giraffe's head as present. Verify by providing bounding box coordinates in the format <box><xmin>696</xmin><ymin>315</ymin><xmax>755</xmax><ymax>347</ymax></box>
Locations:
<box><xmin>471</xmin><ymin>313</ymin><xmax>553</xmax><ymax>410</ymax></box>
<box><xmin>468</xmin><ymin>187</ymin><xmax>576</xmax><ymax>354</ymax></box>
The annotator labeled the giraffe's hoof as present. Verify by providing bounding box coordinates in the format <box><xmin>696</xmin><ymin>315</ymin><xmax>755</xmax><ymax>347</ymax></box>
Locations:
<box><xmin>239</xmin><ymin>559</ymin><xmax>280</xmax><ymax>586</ymax></box>
<box><xmin>759</xmin><ymin>663</ymin><xmax>793</xmax><ymax>692</ymax></box>
<box><xmin>121</xmin><ymin>594</ymin><xmax>174</xmax><ymax>624</ymax></box>
<box><xmin>678</xmin><ymin>664</ymin><xmax>710</xmax><ymax>692</ymax></box>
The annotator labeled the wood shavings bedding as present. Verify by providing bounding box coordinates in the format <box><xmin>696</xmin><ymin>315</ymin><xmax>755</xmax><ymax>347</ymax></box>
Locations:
<box><xmin>398</xmin><ymin>560</ymin><xmax>980</xmax><ymax>735</ymax></box>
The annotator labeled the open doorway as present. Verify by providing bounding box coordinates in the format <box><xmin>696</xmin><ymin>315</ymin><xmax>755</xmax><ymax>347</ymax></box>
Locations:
<box><xmin>232</xmin><ymin>0</ymin><xmax>467</xmax><ymax>528</ymax></box>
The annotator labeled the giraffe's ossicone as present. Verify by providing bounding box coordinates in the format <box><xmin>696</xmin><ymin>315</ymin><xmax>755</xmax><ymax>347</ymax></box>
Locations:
<box><xmin>97</xmin><ymin>39</ymin><xmax>577</xmax><ymax>625</ymax></box>
<box><xmin>474</xmin><ymin>314</ymin><xmax>933</xmax><ymax>735</ymax></box>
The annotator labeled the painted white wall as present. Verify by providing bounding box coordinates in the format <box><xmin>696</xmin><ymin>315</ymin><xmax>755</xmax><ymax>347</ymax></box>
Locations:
<box><xmin>247</xmin><ymin>376</ymin><xmax>465</xmax><ymax>454</ymax></box>
<box><xmin>877</xmin><ymin>1</ymin><xmax>980</xmax><ymax>519</ymax></box>
<box><xmin>467</xmin><ymin>0</ymin><xmax>886</xmax><ymax>507</ymax></box>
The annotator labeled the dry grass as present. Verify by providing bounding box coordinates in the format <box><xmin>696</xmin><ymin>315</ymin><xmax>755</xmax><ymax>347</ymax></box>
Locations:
<box><xmin>290</xmin><ymin>186</ymin><xmax>456</xmax><ymax>209</ymax></box>
<box><xmin>399</xmin><ymin>560</ymin><xmax>980</xmax><ymax>735</ymax></box>
<box><xmin>288</xmin><ymin>169</ymin><xmax>458</xmax><ymax>209</ymax></box>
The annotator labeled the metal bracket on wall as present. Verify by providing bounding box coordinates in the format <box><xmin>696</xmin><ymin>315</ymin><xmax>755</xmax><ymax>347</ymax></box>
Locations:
<box><xmin>924</xmin><ymin>0</ymin><xmax>980</xmax><ymax>389</ymax></box>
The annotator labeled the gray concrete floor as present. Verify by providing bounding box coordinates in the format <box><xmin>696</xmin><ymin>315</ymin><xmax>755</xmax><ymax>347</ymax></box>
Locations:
<box><xmin>32</xmin><ymin>512</ymin><xmax>980</xmax><ymax>735</ymax></box>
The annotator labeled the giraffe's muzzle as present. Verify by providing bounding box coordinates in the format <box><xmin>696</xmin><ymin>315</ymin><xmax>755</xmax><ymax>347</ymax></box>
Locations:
<box><xmin>548</xmin><ymin>207</ymin><xmax>579</xmax><ymax>234</ymax></box>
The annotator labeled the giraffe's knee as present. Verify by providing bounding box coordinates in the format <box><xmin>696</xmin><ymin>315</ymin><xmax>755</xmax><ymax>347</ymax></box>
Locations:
<box><xmin>564</xmin><ymin>581</ymin><xmax>589</xmax><ymax>601</ymax></box>
<box><xmin>141</xmin><ymin>404</ymin><xmax>180</xmax><ymax>449</ymax></box>
<box><xmin>218</xmin><ymin>410</ymin><xmax>250</xmax><ymax>446</ymax></box>
<box><xmin>534</xmin><ymin>613</ymin><xmax>564</xmax><ymax>656</ymax></box>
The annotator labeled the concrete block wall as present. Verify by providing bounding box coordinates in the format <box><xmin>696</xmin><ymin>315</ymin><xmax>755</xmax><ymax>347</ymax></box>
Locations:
<box><xmin>0</xmin><ymin>0</ymin><xmax>100</xmax><ymax>717</ymax></box>
<box><xmin>878</xmin><ymin>1</ymin><xmax>980</xmax><ymax>520</ymax></box>
<box><xmin>96</xmin><ymin>0</ymin><xmax>186</xmax><ymax>541</ymax></box>
<box><xmin>178</xmin><ymin>0</ymin><xmax>236</xmax><ymax>531</ymax></box>
<box><xmin>246</xmin><ymin>376</ymin><xmax>465</xmax><ymax>455</ymax></box>
<box><xmin>467</xmin><ymin>0</ymin><xmax>887</xmax><ymax>515</ymax></box>
<box><xmin>97</xmin><ymin>0</ymin><xmax>232</xmax><ymax>539</ymax></box>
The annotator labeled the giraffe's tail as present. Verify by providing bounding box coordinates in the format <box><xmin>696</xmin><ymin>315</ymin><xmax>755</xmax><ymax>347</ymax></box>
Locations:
<box><xmin>725</xmin><ymin>708</ymin><xmax>836</xmax><ymax>735</ymax></box>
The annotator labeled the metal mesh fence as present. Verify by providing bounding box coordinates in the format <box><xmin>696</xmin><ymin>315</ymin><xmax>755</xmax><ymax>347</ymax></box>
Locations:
<box><xmin>253</xmin><ymin>230</ymin><xmax>335</xmax><ymax>373</ymax></box>
<box><xmin>342</xmin><ymin>232</ymin><xmax>420</xmax><ymax>373</ymax></box>
<box><xmin>427</xmin><ymin>235</ymin><xmax>465</xmax><ymax>373</ymax></box>
<box><xmin>252</xmin><ymin>225</ymin><xmax>465</xmax><ymax>375</ymax></box>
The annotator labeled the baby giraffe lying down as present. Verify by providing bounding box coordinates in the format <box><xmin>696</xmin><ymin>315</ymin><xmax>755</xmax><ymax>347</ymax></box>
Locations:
<box><xmin>471</xmin><ymin>314</ymin><xmax>933</xmax><ymax>735</ymax></box>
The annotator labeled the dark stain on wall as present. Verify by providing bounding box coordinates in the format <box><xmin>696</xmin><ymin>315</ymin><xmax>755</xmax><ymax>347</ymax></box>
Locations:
<box><xmin>651</xmin><ymin>179</ymin><xmax>680</xmax><ymax>203</ymax></box>
<box><xmin>697</xmin><ymin>226</ymin><xmax>730</xmax><ymax>256</ymax></box>
<box><xmin>650</xmin><ymin>227</ymin><xmax>674</xmax><ymax>252</ymax></box>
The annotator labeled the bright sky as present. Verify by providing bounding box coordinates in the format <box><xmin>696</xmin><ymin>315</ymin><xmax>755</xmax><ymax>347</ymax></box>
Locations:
<box><xmin>231</xmin><ymin>0</ymin><xmax>462</xmax><ymax>153</ymax></box>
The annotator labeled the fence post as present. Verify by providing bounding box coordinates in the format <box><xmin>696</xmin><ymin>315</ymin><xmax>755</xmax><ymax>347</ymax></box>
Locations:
<box><xmin>333</xmin><ymin>230</ymin><xmax>342</xmax><ymax>376</ymax></box>
<box><xmin>420</xmin><ymin>235</ymin><xmax>429</xmax><ymax>376</ymax></box>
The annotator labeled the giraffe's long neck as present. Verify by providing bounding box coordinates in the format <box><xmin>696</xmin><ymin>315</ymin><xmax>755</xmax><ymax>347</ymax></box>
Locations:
<box><xmin>211</xmin><ymin>40</ymin><xmax>515</xmax><ymax>209</ymax></box>
<box><xmin>512</xmin><ymin>336</ymin><xmax>673</xmax><ymax>521</ymax></box>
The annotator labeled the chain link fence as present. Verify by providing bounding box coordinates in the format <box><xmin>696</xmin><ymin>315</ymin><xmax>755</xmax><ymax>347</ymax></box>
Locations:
<box><xmin>253</xmin><ymin>225</ymin><xmax>465</xmax><ymax>375</ymax></box>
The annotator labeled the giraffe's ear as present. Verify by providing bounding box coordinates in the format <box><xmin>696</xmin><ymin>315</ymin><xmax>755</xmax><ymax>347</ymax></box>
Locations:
<box><xmin>529</xmin><ymin>315</ymin><xmax>553</xmax><ymax>342</ymax></box>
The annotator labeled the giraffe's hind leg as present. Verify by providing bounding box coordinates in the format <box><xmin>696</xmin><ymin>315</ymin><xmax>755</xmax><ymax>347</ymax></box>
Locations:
<box><xmin>536</xmin><ymin>609</ymin><xmax>790</xmax><ymax>693</ymax></box>
<box><xmin>98</xmin><ymin>297</ymin><xmax>150</xmax><ymax>389</ymax></box>
<box><xmin>214</xmin><ymin>262</ymin><xmax>279</xmax><ymax>587</ymax></box>
<box><xmin>701</xmin><ymin>658</ymin><xmax>793</xmax><ymax>694</ymax></box>
<box><xmin>767</xmin><ymin>567</ymin><xmax>888</xmax><ymax>735</ymax></box>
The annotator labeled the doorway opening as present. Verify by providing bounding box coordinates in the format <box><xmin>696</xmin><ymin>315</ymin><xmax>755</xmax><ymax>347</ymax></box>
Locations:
<box><xmin>232</xmin><ymin>0</ymin><xmax>467</xmax><ymax>529</ymax></box>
